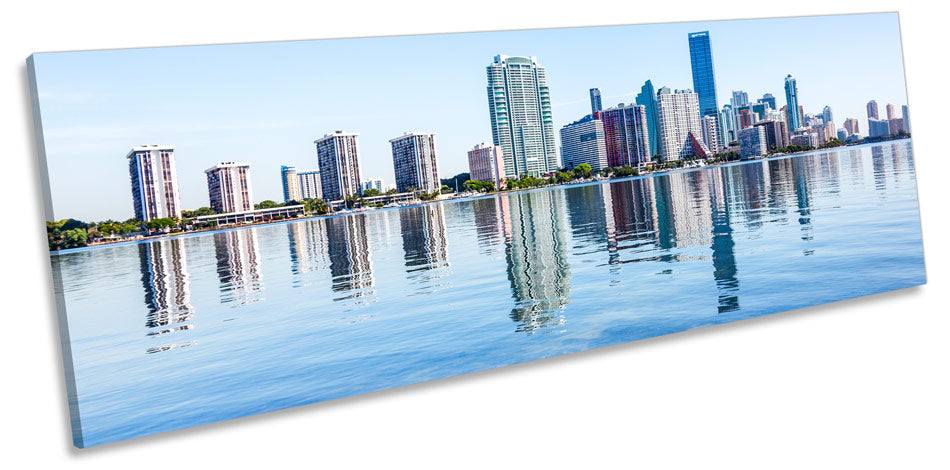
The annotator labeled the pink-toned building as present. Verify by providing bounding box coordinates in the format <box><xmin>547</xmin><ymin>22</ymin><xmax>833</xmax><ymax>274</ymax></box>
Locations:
<box><xmin>467</xmin><ymin>143</ymin><xmax>506</xmax><ymax>189</ymax></box>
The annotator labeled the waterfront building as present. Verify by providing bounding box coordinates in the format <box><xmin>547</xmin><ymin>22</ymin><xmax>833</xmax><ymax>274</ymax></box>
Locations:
<box><xmin>589</xmin><ymin>88</ymin><xmax>602</xmax><ymax>114</ymax></box>
<box><xmin>888</xmin><ymin>118</ymin><xmax>904</xmax><ymax>135</ymax></box>
<box><xmin>559</xmin><ymin>114</ymin><xmax>608</xmax><ymax>171</ymax></box>
<box><xmin>390</xmin><ymin>132</ymin><xmax>440</xmax><ymax>194</ymax></box>
<box><xmin>837</xmin><ymin>128</ymin><xmax>848</xmax><ymax>142</ymax></box>
<box><xmin>281</xmin><ymin>166</ymin><xmax>299</xmax><ymax>203</ymax></box>
<box><xmin>656</xmin><ymin>87</ymin><xmax>709</xmax><ymax>160</ymax></box>
<box><xmin>702</xmin><ymin>114</ymin><xmax>721</xmax><ymax>153</ymax></box>
<box><xmin>867</xmin><ymin>100</ymin><xmax>879</xmax><ymax>119</ymax></box>
<box><xmin>761</xmin><ymin>93</ymin><xmax>776</xmax><ymax>110</ymax></box>
<box><xmin>486</xmin><ymin>55</ymin><xmax>557</xmax><ymax>178</ymax></box>
<box><xmin>688</xmin><ymin>31</ymin><xmax>720</xmax><ymax>118</ymax></box>
<box><xmin>205</xmin><ymin>162</ymin><xmax>253</xmax><ymax>214</ymax></box>
<box><xmin>297</xmin><ymin>170</ymin><xmax>321</xmax><ymax>200</ymax></box>
<box><xmin>752</xmin><ymin>120</ymin><xmax>789</xmax><ymax>151</ymax></box>
<box><xmin>844</xmin><ymin>118</ymin><xmax>860</xmax><ymax>136</ymax></box>
<box><xmin>868</xmin><ymin>118</ymin><xmax>890</xmax><ymax>137</ymax></box>
<box><xmin>361</xmin><ymin>177</ymin><xmax>385</xmax><ymax>193</ymax></box>
<box><xmin>635</xmin><ymin>80</ymin><xmax>661</xmax><ymax>157</ymax></box>
<box><xmin>822</xmin><ymin>106</ymin><xmax>834</xmax><ymax>126</ymax></box>
<box><xmin>784</xmin><ymin>75</ymin><xmax>801</xmax><ymax>131</ymax></box>
<box><xmin>789</xmin><ymin>131</ymin><xmax>820</xmax><ymax>148</ymax></box>
<box><xmin>825</xmin><ymin>121</ymin><xmax>837</xmax><ymax>142</ymax></box>
<box><xmin>315</xmin><ymin>130</ymin><xmax>363</xmax><ymax>202</ymax></box>
<box><xmin>468</xmin><ymin>142</ymin><xmax>507</xmax><ymax>189</ymax></box>
<box><xmin>126</xmin><ymin>144</ymin><xmax>182</xmax><ymax>222</ymax></box>
<box><xmin>764</xmin><ymin>108</ymin><xmax>785</xmax><ymax>122</ymax></box>
<box><xmin>720</xmin><ymin>104</ymin><xmax>736</xmax><ymax>144</ymax></box>
<box><xmin>731</xmin><ymin>90</ymin><xmax>749</xmax><ymax>108</ymax></box>
<box><xmin>738</xmin><ymin>126</ymin><xmax>767</xmax><ymax>159</ymax></box>
<box><xmin>600</xmin><ymin>103</ymin><xmax>651</xmax><ymax>167</ymax></box>
<box><xmin>902</xmin><ymin>105</ymin><xmax>910</xmax><ymax>132</ymax></box>
<box><xmin>886</xmin><ymin>103</ymin><xmax>896</xmax><ymax>120</ymax></box>
<box><xmin>737</xmin><ymin>107</ymin><xmax>754</xmax><ymax>129</ymax></box>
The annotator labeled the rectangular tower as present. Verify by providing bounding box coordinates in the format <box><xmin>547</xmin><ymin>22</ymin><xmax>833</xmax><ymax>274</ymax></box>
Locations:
<box><xmin>205</xmin><ymin>162</ymin><xmax>253</xmax><ymax>214</ymax></box>
<box><xmin>600</xmin><ymin>103</ymin><xmax>651</xmax><ymax>167</ymax></box>
<box><xmin>467</xmin><ymin>142</ymin><xmax>507</xmax><ymax>189</ymax></box>
<box><xmin>390</xmin><ymin>132</ymin><xmax>440</xmax><ymax>194</ymax></box>
<box><xmin>281</xmin><ymin>165</ymin><xmax>299</xmax><ymax>203</ymax></box>
<box><xmin>127</xmin><ymin>144</ymin><xmax>182</xmax><ymax>222</ymax></box>
<box><xmin>656</xmin><ymin>87</ymin><xmax>708</xmax><ymax>161</ymax></box>
<box><xmin>315</xmin><ymin>130</ymin><xmax>363</xmax><ymax>202</ymax></box>
<box><xmin>559</xmin><ymin>115</ymin><xmax>608</xmax><ymax>171</ymax></box>
<box><xmin>688</xmin><ymin>31</ymin><xmax>720</xmax><ymax>118</ymax></box>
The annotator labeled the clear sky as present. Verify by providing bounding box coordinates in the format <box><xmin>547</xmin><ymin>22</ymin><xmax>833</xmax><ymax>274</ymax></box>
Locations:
<box><xmin>32</xmin><ymin>13</ymin><xmax>908</xmax><ymax>222</ymax></box>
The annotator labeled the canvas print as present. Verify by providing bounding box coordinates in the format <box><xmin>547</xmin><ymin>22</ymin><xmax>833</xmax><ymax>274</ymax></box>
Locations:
<box><xmin>29</xmin><ymin>12</ymin><xmax>925</xmax><ymax>448</ymax></box>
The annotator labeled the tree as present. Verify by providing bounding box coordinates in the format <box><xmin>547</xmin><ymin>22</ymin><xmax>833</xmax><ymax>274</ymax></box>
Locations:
<box><xmin>254</xmin><ymin>200</ymin><xmax>282</xmax><ymax>210</ymax></box>
<box><xmin>363</xmin><ymin>188</ymin><xmax>381</xmax><ymax>197</ymax></box>
<box><xmin>573</xmin><ymin>163</ymin><xmax>592</xmax><ymax>179</ymax></box>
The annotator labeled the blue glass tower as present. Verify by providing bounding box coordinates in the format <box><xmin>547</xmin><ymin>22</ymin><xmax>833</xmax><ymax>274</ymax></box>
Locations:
<box><xmin>784</xmin><ymin>74</ymin><xmax>801</xmax><ymax>131</ymax></box>
<box><xmin>688</xmin><ymin>31</ymin><xmax>719</xmax><ymax>117</ymax></box>
<box><xmin>635</xmin><ymin>80</ymin><xmax>660</xmax><ymax>157</ymax></box>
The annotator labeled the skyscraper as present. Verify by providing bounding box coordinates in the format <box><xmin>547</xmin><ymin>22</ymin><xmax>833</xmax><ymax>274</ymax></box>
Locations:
<box><xmin>315</xmin><ymin>130</ymin><xmax>363</xmax><ymax>202</ymax></box>
<box><xmin>635</xmin><ymin>80</ymin><xmax>661</xmax><ymax>157</ymax></box>
<box><xmin>205</xmin><ymin>162</ymin><xmax>253</xmax><ymax>214</ymax></box>
<box><xmin>868</xmin><ymin>119</ymin><xmax>890</xmax><ymax>137</ymax></box>
<box><xmin>731</xmin><ymin>90</ymin><xmax>749</xmax><ymax>108</ymax></box>
<box><xmin>390</xmin><ymin>132</ymin><xmax>440</xmax><ymax>194</ymax></box>
<box><xmin>688</xmin><ymin>31</ymin><xmax>720</xmax><ymax>118</ymax></box>
<box><xmin>589</xmin><ymin>88</ymin><xmax>602</xmax><ymax>114</ymax></box>
<box><xmin>902</xmin><ymin>105</ymin><xmax>910</xmax><ymax>132</ymax></box>
<box><xmin>297</xmin><ymin>171</ymin><xmax>321</xmax><ymax>200</ymax></box>
<box><xmin>844</xmin><ymin>118</ymin><xmax>860</xmax><ymax>136</ymax></box>
<box><xmin>559</xmin><ymin>114</ymin><xmax>608</xmax><ymax>171</ymax></box>
<box><xmin>886</xmin><ymin>103</ymin><xmax>896</xmax><ymax>120</ymax></box>
<box><xmin>761</xmin><ymin>93</ymin><xmax>776</xmax><ymax>110</ymax></box>
<box><xmin>468</xmin><ymin>142</ymin><xmax>507</xmax><ymax>189</ymax></box>
<box><xmin>822</xmin><ymin>106</ymin><xmax>834</xmax><ymax>126</ymax></box>
<box><xmin>486</xmin><ymin>55</ymin><xmax>557</xmax><ymax>178</ymax></box>
<box><xmin>784</xmin><ymin>75</ymin><xmax>801</xmax><ymax>132</ymax></box>
<box><xmin>867</xmin><ymin>100</ymin><xmax>879</xmax><ymax>119</ymax></box>
<box><xmin>600</xmin><ymin>103</ymin><xmax>652</xmax><ymax>168</ymax></box>
<box><xmin>656</xmin><ymin>87</ymin><xmax>709</xmax><ymax>161</ymax></box>
<box><xmin>738</xmin><ymin>126</ymin><xmax>767</xmax><ymax>159</ymax></box>
<box><xmin>702</xmin><ymin>114</ymin><xmax>721</xmax><ymax>153</ymax></box>
<box><xmin>281</xmin><ymin>165</ymin><xmax>299</xmax><ymax>203</ymax></box>
<box><xmin>719</xmin><ymin>104</ymin><xmax>736</xmax><ymax>144</ymax></box>
<box><xmin>127</xmin><ymin>144</ymin><xmax>182</xmax><ymax>222</ymax></box>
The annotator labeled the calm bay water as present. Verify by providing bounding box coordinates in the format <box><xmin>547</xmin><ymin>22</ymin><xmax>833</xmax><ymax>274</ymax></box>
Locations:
<box><xmin>52</xmin><ymin>140</ymin><xmax>925</xmax><ymax>447</ymax></box>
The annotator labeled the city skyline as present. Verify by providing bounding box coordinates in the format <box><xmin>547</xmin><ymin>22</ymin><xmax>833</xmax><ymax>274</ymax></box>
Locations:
<box><xmin>32</xmin><ymin>13</ymin><xmax>908</xmax><ymax>221</ymax></box>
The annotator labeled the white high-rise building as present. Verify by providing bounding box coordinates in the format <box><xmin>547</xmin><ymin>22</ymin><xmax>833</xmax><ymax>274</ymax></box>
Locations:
<box><xmin>297</xmin><ymin>170</ymin><xmax>321</xmax><ymax>200</ymax></box>
<box><xmin>559</xmin><ymin>115</ymin><xmax>608</xmax><ymax>171</ymax></box>
<box><xmin>486</xmin><ymin>55</ymin><xmax>558</xmax><ymax>177</ymax></box>
<box><xmin>390</xmin><ymin>132</ymin><xmax>440</xmax><ymax>194</ymax></box>
<box><xmin>281</xmin><ymin>165</ymin><xmax>299</xmax><ymax>203</ymax></box>
<box><xmin>315</xmin><ymin>130</ymin><xmax>363</xmax><ymax>202</ymax></box>
<box><xmin>205</xmin><ymin>162</ymin><xmax>254</xmax><ymax>214</ymax></box>
<box><xmin>701</xmin><ymin>114</ymin><xmax>721</xmax><ymax>154</ymax></box>
<box><xmin>127</xmin><ymin>144</ymin><xmax>182</xmax><ymax>222</ymax></box>
<box><xmin>467</xmin><ymin>143</ymin><xmax>507</xmax><ymax>189</ymax></box>
<box><xmin>656</xmin><ymin>87</ymin><xmax>709</xmax><ymax>160</ymax></box>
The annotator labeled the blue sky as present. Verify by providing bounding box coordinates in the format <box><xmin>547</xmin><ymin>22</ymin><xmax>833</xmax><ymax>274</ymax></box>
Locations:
<box><xmin>33</xmin><ymin>13</ymin><xmax>907</xmax><ymax>222</ymax></box>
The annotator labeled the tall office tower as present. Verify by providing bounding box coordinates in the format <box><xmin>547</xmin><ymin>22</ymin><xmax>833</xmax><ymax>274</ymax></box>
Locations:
<box><xmin>761</xmin><ymin>93</ymin><xmax>776</xmax><ymax>110</ymax></box>
<box><xmin>688</xmin><ymin>31</ymin><xmax>720</xmax><ymax>118</ymax></box>
<box><xmin>315</xmin><ymin>130</ymin><xmax>363</xmax><ymax>202</ymax></box>
<box><xmin>867</xmin><ymin>100</ymin><xmax>879</xmax><ymax>119</ymax></box>
<box><xmin>559</xmin><ymin>115</ymin><xmax>608</xmax><ymax>171</ymax></box>
<box><xmin>821</xmin><ymin>106</ymin><xmax>834</xmax><ymax>126</ymax></box>
<box><xmin>886</xmin><ymin>103</ymin><xmax>896</xmax><ymax>120</ymax></box>
<box><xmin>589</xmin><ymin>88</ymin><xmax>603</xmax><ymax>114</ymax></box>
<box><xmin>720</xmin><ymin>104</ymin><xmax>736</xmax><ymax>144</ymax></box>
<box><xmin>127</xmin><ymin>145</ymin><xmax>182</xmax><ymax>222</ymax></box>
<box><xmin>902</xmin><ymin>105</ymin><xmax>910</xmax><ymax>132</ymax></box>
<box><xmin>731</xmin><ymin>90</ymin><xmax>749</xmax><ymax>108</ymax></box>
<box><xmin>702</xmin><ymin>114</ymin><xmax>721</xmax><ymax>153</ymax></box>
<box><xmin>784</xmin><ymin>75</ymin><xmax>801</xmax><ymax>132</ymax></box>
<box><xmin>361</xmin><ymin>177</ymin><xmax>384</xmax><ymax>193</ymax></box>
<box><xmin>281</xmin><ymin>165</ymin><xmax>300</xmax><ymax>203</ymax></box>
<box><xmin>390</xmin><ymin>132</ymin><xmax>440</xmax><ymax>194</ymax></box>
<box><xmin>486</xmin><ymin>55</ymin><xmax>558</xmax><ymax>178</ymax></box>
<box><xmin>635</xmin><ymin>79</ymin><xmax>661</xmax><ymax>157</ymax></box>
<box><xmin>468</xmin><ymin>142</ymin><xmax>507</xmax><ymax>189</ymax></box>
<box><xmin>738</xmin><ymin>126</ymin><xmax>767</xmax><ymax>159</ymax></box>
<box><xmin>297</xmin><ymin>170</ymin><xmax>321</xmax><ymax>200</ymax></box>
<box><xmin>205</xmin><ymin>162</ymin><xmax>253</xmax><ymax>214</ymax></box>
<box><xmin>600</xmin><ymin>103</ymin><xmax>652</xmax><ymax>168</ymax></box>
<box><xmin>656</xmin><ymin>87</ymin><xmax>709</xmax><ymax>160</ymax></box>
<box><xmin>844</xmin><ymin>118</ymin><xmax>860</xmax><ymax>135</ymax></box>
<box><xmin>753</xmin><ymin>120</ymin><xmax>789</xmax><ymax>150</ymax></box>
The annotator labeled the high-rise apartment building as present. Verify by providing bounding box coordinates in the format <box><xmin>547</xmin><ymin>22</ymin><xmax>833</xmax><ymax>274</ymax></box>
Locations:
<box><xmin>297</xmin><ymin>171</ymin><xmax>321</xmax><ymax>200</ymax></box>
<box><xmin>688</xmin><ymin>31</ymin><xmax>720</xmax><ymax>118</ymax></box>
<box><xmin>886</xmin><ymin>103</ymin><xmax>896</xmax><ymax>120</ymax></box>
<box><xmin>315</xmin><ymin>130</ymin><xmax>363</xmax><ymax>202</ymax></box>
<box><xmin>559</xmin><ymin>114</ymin><xmax>608</xmax><ymax>171</ymax></box>
<box><xmin>720</xmin><ymin>104</ymin><xmax>736</xmax><ymax>144</ymax></box>
<box><xmin>843</xmin><ymin>118</ymin><xmax>860</xmax><ymax>136</ymax></box>
<box><xmin>205</xmin><ymin>162</ymin><xmax>253</xmax><ymax>214</ymax></box>
<box><xmin>738</xmin><ymin>126</ymin><xmax>767</xmax><ymax>159</ymax></box>
<box><xmin>822</xmin><ymin>106</ymin><xmax>834</xmax><ymax>126</ymax></box>
<box><xmin>868</xmin><ymin>118</ymin><xmax>890</xmax><ymax>137</ymax></box>
<box><xmin>731</xmin><ymin>90</ymin><xmax>749</xmax><ymax>108</ymax></box>
<box><xmin>902</xmin><ymin>105</ymin><xmax>910</xmax><ymax>132</ymax></box>
<box><xmin>467</xmin><ymin>142</ymin><xmax>506</xmax><ymax>189</ymax></box>
<box><xmin>127</xmin><ymin>144</ymin><xmax>182</xmax><ymax>222</ymax></box>
<box><xmin>867</xmin><ymin>100</ymin><xmax>879</xmax><ymax>119</ymax></box>
<box><xmin>390</xmin><ymin>132</ymin><xmax>440</xmax><ymax>194</ymax></box>
<box><xmin>589</xmin><ymin>88</ymin><xmax>602</xmax><ymax>114</ymax></box>
<box><xmin>753</xmin><ymin>120</ymin><xmax>789</xmax><ymax>151</ymax></box>
<box><xmin>761</xmin><ymin>93</ymin><xmax>776</xmax><ymax>110</ymax></box>
<box><xmin>635</xmin><ymin>80</ymin><xmax>661</xmax><ymax>157</ymax></box>
<box><xmin>600</xmin><ymin>103</ymin><xmax>652</xmax><ymax>168</ymax></box>
<box><xmin>656</xmin><ymin>87</ymin><xmax>709</xmax><ymax>161</ymax></box>
<box><xmin>784</xmin><ymin>75</ymin><xmax>801</xmax><ymax>132</ymax></box>
<box><xmin>702</xmin><ymin>114</ymin><xmax>721</xmax><ymax>153</ymax></box>
<box><xmin>486</xmin><ymin>55</ymin><xmax>557</xmax><ymax>177</ymax></box>
<box><xmin>281</xmin><ymin>165</ymin><xmax>299</xmax><ymax>203</ymax></box>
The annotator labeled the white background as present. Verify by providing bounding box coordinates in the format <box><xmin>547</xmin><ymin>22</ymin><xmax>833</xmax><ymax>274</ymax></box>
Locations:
<box><xmin>1</xmin><ymin>1</ymin><xmax>946</xmax><ymax>468</ymax></box>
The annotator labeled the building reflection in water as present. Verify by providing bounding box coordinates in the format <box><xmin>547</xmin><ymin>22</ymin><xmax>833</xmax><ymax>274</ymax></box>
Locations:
<box><xmin>138</xmin><ymin>238</ymin><xmax>195</xmax><ymax>353</ymax></box>
<box><xmin>502</xmin><ymin>191</ymin><xmax>571</xmax><ymax>333</ymax></box>
<box><xmin>707</xmin><ymin>168</ymin><xmax>740</xmax><ymax>313</ymax></box>
<box><xmin>287</xmin><ymin>220</ymin><xmax>330</xmax><ymax>288</ymax></box>
<box><xmin>472</xmin><ymin>196</ymin><xmax>512</xmax><ymax>256</ymax></box>
<box><xmin>213</xmin><ymin>228</ymin><xmax>264</xmax><ymax>306</ymax></box>
<box><xmin>871</xmin><ymin>145</ymin><xmax>887</xmax><ymax>193</ymax></box>
<box><xmin>399</xmin><ymin>204</ymin><xmax>449</xmax><ymax>273</ymax></box>
<box><xmin>326</xmin><ymin>215</ymin><xmax>374</xmax><ymax>298</ymax></box>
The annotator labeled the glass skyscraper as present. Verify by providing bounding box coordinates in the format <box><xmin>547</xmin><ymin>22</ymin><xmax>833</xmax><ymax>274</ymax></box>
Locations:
<box><xmin>688</xmin><ymin>31</ymin><xmax>720</xmax><ymax>118</ymax></box>
<box><xmin>589</xmin><ymin>88</ymin><xmax>602</xmax><ymax>114</ymax></box>
<box><xmin>784</xmin><ymin>75</ymin><xmax>801</xmax><ymax>131</ymax></box>
<box><xmin>635</xmin><ymin>79</ymin><xmax>660</xmax><ymax>158</ymax></box>
<box><xmin>486</xmin><ymin>55</ymin><xmax>558</xmax><ymax>178</ymax></box>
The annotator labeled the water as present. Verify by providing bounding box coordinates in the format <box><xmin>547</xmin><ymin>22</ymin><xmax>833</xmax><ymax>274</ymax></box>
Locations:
<box><xmin>52</xmin><ymin>140</ymin><xmax>926</xmax><ymax>447</ymax></box>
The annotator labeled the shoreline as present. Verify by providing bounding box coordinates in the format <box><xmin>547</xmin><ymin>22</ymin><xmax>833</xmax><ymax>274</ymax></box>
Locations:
<box><xmin>50</xmin><ymin>138</ymin><xmax>910</xmax><ymax>256</ymax></box>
